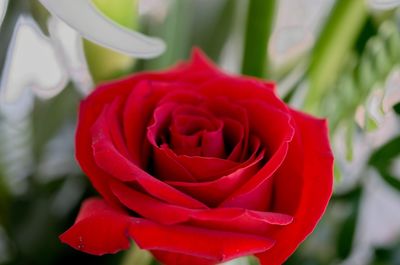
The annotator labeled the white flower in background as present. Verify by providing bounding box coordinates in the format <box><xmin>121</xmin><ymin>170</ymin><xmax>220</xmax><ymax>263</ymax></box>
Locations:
<box><xmin>0</xmin><ymin>16</ymin><xmax>68</xmax><ymax>103</ymax></box>
<box><xmin>0</xmin><ymin>16</ymin><xmax>66</xmax><ymax>193</ymax></box>
<box><xmin>0</xmin><ymin>0</ymin><xmax>167</xmax><ymax>102</ymax></box>
<box><xmin>39</xmin><ymin>0</ymin><xmax>165</xmax><ymax>58</ymax></box>
<box><xmin>48</xmin><ymin>16</ymin><xmax>93</xmax><ymax>95</ymax></box>
<box><xmin>0</xmin><ymin>0</ymin><xmax>7</xmax><ymax>27</ymax></box>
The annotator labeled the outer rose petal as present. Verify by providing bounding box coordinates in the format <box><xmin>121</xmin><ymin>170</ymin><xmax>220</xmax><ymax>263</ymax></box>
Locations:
<box><xmin>59</xmin><ymin>198</ymin><xmax>132</xmax><ymax>255</ymax></box>
<box><xmin>257</xmin><ymin>110</ymin><xmax>333</xmax><ymax>265</ymax></box>
<box><xmin>129</xmin><ymin>220</ymin><xmax>275</xmax><ymax>264</ymax></box>
<box><xmin>60</xmin><ymin>198</ymin><xmax>276</xmax><ymax>264</ymax></box>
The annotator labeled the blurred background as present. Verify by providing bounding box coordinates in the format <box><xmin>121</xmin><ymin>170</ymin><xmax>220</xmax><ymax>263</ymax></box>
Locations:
<box><xmin>0</xmin><ymin>0</ymin><xmax>400</xmax><ymax>264</ymax></box>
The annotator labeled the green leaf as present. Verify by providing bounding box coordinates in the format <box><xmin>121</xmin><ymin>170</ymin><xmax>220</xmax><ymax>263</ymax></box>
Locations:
<box><xmin>241</xmin><ymin>0</ymin><xmax>276</xmax><ymax>78</ymax></box>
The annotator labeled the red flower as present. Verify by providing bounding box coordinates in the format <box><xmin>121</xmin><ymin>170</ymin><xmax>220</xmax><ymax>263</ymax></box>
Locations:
<box><xmin>60</xmin><ymin>49</ymin><xmax>333</xmax><ymax>265</ymax></box>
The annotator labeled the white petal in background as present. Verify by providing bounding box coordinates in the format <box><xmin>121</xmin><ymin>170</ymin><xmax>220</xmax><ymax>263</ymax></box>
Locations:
<box><xmin>0</xmin><ymin>16</ymin><xmax>68</xmax><ymax>103</ymax></box>
<box><xmin>0</xmin><ymin>0</ymin><xmax>7</xmax><ymax>27</ymax></box>
<box><xmin>0</xmin><ymin>16</ymin><xmax>69</xmax><ymax>195</ymax></box>
<box><xmin>48</xmin><ymin>17</ymin><xmax>93</xmax><ymax>95</ymax></box>
<box><xmin>39</xmin><ymin>0</ymin><xmax>165</xmax><ymax>58</ymax></box>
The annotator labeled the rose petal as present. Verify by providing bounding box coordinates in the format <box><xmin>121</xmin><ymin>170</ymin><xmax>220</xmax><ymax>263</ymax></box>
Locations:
<box><xmin>199</xmin><ymin>123</ymin><xmax>226</xmax><ymax>158</ymax></box>
<box><xmin>204</xmin><ymin>97</ymin><xmax>250</xmax><ymax>162</ymax></box>
<box><xmin>160</xmin><ymin>93</ymin><xmax>248</xmax><ymax>161</ymax></box>
<box><xmin>121</xmin><ymin>51</ymin><xmax>223</xmax><ymax>167</ymax></box>
<box><xmin>129</xmin><ymin>220</ymin><xmax>275</xmax><ymax>263</ymax></box>
<box><xmin>148</xmin><ymin>101</ymin><xmax>225</xmax><ymax>159</ymax></box>
<box><xmin>148</xmin><ymin>101</ymin><xmax>230</xmax><ymax>178</ymax></box>
<box><xmin>59</xmin><ymin>198</ymin><xmax>132</xmax><ymax>255</ymax></box>
<box><xmin>95</xmin><ymin>100</ymin><xmax>130</xmax><ymax>158</ymax></box>
<box><xmin>61</xmin><ymin>197</ymin><xmax>274</xmax><ymax>264</ymax></box>
<box><xmin>256</xmin><ymin>110</ymin><xmax>333</xmax><ymax>265</ymax></box>
<box><xmin>110</xmin><ymin>181</ymin><xmax>193</xmax><ymax>225</ymax></box>
<box><xmin>169</xmin><ymin>125</ymin><xmax>203</xmax><ymax>157</ymax></box>
<box><xmin>123</xmin><ymin>80</ymin><xmax>168</xmax><ymax>168</ymax></box>
<box><xmin>110</xmin><ymin>181</ymin><xmax>292</xmax><ymax>236</ymax></box>
<box><xmin>198</xmin><ymin>77</ymin><xmax>278</xmax><ymax>110</ymax></box>
<box><xmin>166</xmin><ymin>139</ymin><xmax>264</xmax><ymax>206</ymax></box>
<box><xmin>147</xmin><ymin>93</ymin><xmax>253</xmax><ymax>182</ymax></box>
<box><xmin>77</xmin><ymin>99</ymin><xmax>126</xmax><ymax>207</ymax></box>
<box><xmin>147</xmin><ymin>102</ymin><xmax>197</xmax><ymax>182</ymax></box>
<box><xmin>190</xmin><ymin>208</ymin><xmax>293</xmax><ymax>235</ymax></box>
<box><xmin>76</xmin><ymin>56</ymin><xmax>218</xmax><ymax>205</ymax></box>
<box><xmin>156</xmin><ymin>146</ymin><xmax>240</xmax><ymax>182</ymax></box>
<box><xmin>91</xmin><ymin>117</ymin><xmax>207</xmax><ymax>209</ymax></box>
<box><xmin>220</xmin><ymin>102</ymin><xmax>294</xmax><ymax>210</ymax></box>
<box><xmin>223</xmin><ymin>118</ymin><xmax>245</xmax><ymax>161</ymax></box>
<box><xmin>153</xmin><ymin>144</ymin><xmax>197</xmax><ymax>182</ymax></box>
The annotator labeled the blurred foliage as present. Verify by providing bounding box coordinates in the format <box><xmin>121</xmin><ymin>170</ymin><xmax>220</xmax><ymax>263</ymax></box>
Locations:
<box><xmin>322</xmin><ymin>17</ymin><xmax>400</xmax><ymax>132</ymax></box>
<box><xmin>304</xmin><ymin>0</ymin><xmax>368</xmax><ymax>113</ymax></box>
<box><xmin>139</xmin><ymin>0</ymin><xmax>236</xmax><ymax>70</ymax></box>
<box><xmin>32</xmin><ymin>85</ymin><xmax>81</xmax><ymax>162</ymax></box>
<box><xmin>0</xmin><ymin>1</ymin><xmax>400</xmax><ymax>265</ymax></box>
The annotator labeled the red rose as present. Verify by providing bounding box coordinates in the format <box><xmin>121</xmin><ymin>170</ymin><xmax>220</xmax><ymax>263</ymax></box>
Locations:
<box><xmin>60</xmin><ymin>49</ymin><xmax>333</xmax><ymax>265</ymax></box>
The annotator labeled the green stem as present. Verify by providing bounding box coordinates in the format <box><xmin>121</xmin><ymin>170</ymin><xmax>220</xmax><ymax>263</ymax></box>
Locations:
<box><xmin>304</xmin><ymin>0</ymin><xmax>367</xmax><ymax>114</ymax></box>
<box><xmin>241</xmin><ymin>0</ymin><xmax>276</xmax><ymax>78</ymax></box>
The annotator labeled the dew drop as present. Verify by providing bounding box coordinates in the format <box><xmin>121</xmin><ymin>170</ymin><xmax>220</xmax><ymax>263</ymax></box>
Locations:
<box><xmin>77</xmin><ymin>236</ymin><xmax>85</xmax><ymax>250</ymax></box>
